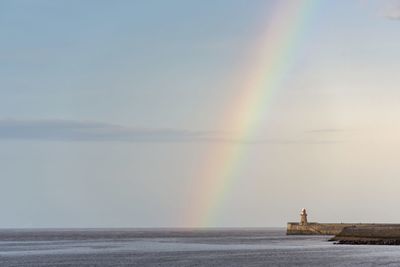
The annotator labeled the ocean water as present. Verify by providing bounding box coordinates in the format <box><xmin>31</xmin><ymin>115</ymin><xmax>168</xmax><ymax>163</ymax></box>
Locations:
<box><xmin>0</xmin><ymin>228</ymin><xmax>400</xmax><ymax>266</ymax></box>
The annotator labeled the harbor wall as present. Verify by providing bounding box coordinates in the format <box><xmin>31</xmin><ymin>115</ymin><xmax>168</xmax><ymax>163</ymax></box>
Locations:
<box><xmin>287</xmin><ymin>223</ymin><xmax>368</xmax><ymax>235</ymax></box>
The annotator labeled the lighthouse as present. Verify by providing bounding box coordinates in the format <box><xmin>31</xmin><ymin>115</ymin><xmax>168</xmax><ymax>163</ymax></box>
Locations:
<box><xmin>300</xmin><ymin>208</ymin><xmax>308</xmax><ymax>225</ymax></box>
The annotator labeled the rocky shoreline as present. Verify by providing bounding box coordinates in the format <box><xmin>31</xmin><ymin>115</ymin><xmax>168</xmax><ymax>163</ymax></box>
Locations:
<box><xmin>332</xmin><ymin>239</ymin><xmax>400</xmax><ymax>245</ymax></box>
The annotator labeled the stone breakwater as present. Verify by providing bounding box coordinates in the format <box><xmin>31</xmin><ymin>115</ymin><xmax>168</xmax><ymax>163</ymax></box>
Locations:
<box><xmin>330</xmin><ymin>224</ymin><xmax>400</xmax><ymax>245</ymax></box>
<box><xmin>286</xmin><ymin>223</ymin><xmax>370</xmax><ymax>235</ymax></box>
<box><xmin>287</xmin><ymin>222</ymin><xmax>400</xmax><ymax>245</ymax></box>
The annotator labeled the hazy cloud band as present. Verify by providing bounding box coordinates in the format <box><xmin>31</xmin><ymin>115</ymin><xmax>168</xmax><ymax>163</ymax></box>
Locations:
<box><xmin>0</xmin><ymin>119</ymin><xmax>213</xmax><ymax>143</ymax></box>
<box><xmin>0</xmin><ymin>119</ymin><xmax>343</xmax><ymax>144</ymax></box>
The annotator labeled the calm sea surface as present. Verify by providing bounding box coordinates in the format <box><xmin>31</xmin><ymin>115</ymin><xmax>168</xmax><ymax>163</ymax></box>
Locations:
<box><xmin>0</xmin><ymin>228</ymin><xmax>400</xmax><ymax>266</ymax></box>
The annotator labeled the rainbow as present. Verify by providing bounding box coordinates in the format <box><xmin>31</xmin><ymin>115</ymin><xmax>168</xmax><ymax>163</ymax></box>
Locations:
<box><xmin>186</xmin><ymin>0</ymin><xmax>319</xmax><ymax>227</ymax></box>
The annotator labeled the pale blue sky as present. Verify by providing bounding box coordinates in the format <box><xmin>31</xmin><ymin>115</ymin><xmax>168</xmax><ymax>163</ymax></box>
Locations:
<box><xmin>1</xmin><ymin>0</ymin><xmax>400</xmax><ymax>227</ymax></box>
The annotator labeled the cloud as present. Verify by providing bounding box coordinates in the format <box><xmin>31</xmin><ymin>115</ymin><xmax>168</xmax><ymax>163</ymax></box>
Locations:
<box><xmin>305</xmin><ymin>128</ymin><xmax>345</xmax><ymax>133</ymax></box>
<box><xmin>360</xmin><ymin>0</ymin><xmax>400</xmax><ymax>20</ymax></box>
<box><xmin>0</xmin><ymin>119</ymin><xmax>214</xmax><ymax>143</ymax></box>
<box><xmin>383</xmin><ymin>7</ymin><xmax>400</xmax><ymax>20</ymax></box>
<box><xmin>0</xmin><ymin>119</ymin><xmax>345</xmax><ymax>145</ymax></box>
<box><xmin>376</xmin><ymin>0</ymin><xmax>400</xmax><ymax>20</ymax></box>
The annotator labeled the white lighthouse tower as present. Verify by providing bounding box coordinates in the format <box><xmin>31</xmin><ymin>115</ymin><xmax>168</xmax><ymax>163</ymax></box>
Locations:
<box><xmin>300</xmin><ymin>208</ymin><xmax>308</xmax><ymax>225</ymax></box>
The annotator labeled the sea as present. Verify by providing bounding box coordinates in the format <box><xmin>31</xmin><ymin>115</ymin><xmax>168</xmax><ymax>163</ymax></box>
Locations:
<box><xmin>0</xmin><ymin>228</ymin><xmax>400</xmax><ymax>266</ymax></box>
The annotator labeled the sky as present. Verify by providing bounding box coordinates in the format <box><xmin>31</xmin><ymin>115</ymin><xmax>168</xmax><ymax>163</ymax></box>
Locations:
<box><xmin>1</xmin><ymin>0</ymin><xmax>400</xmax><ymax>228</ymax></box>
